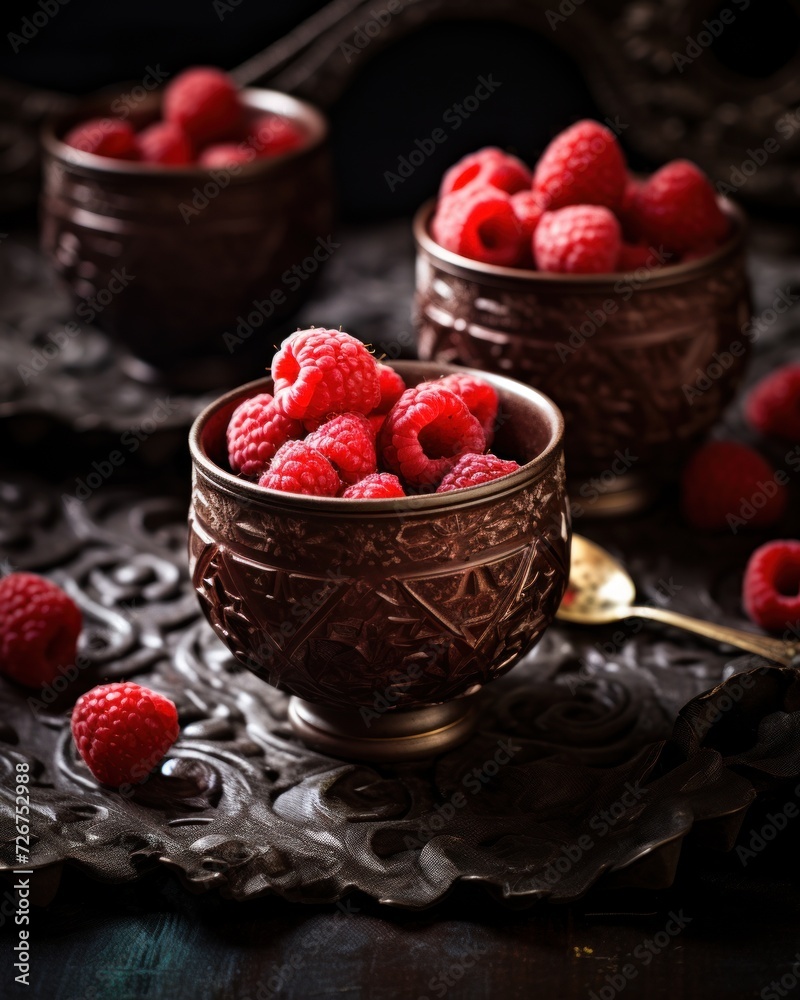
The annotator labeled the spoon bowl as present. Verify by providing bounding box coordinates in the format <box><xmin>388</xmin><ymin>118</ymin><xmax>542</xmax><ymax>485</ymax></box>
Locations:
<box><xmin>557</xmin><ymin>535</ymin><xmax>798</xmax><ymax>666</ymax></box>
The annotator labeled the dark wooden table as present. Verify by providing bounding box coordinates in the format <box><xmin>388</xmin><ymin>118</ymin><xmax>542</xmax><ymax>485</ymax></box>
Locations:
<box><xmin>2</xmin><ymin>221</ymin><xmax>800</xmax><ymax>1000</ymax></box>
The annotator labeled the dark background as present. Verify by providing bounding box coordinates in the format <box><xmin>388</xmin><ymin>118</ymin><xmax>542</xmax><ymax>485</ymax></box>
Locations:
<box><xmin>2</xmin><ymin>0</ymin><xmax>799</xmax><ymax>220</ymax></box>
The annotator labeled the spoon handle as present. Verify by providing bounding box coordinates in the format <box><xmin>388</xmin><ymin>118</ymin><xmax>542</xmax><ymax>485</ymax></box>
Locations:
<box><xmin>630</xmin><ymin>605</ymin><xmax>798</xmax><ymax>666</ymax></box>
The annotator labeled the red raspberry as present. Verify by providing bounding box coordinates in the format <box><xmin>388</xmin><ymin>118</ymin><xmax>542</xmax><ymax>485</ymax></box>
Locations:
<box><xmin>379</xmin><ymin>385</ymin><xmax>485</xmax><ymax>489</ymax></box>
<box><xmin>0</xmin><ymin>573</ymin><xmax>82</xmax><ymax>689</ymax></box>
<box><xmin>681</xmin><ymin>441</ymin><xmax>787</xmax><ymax>531</ymax></box>
<box><xmin>64</xmin><ymin>118</ymin><xmax>139</xmax><ymax>160</ymax></box>
<box><xmin>305</xmin><ymin>412</ymin><xmax>377</xmax><ymax>485</ymax></box>
<box><xmin>432</xmin><ymin>188</ymin><xmax>524</xmax><ymax>267</ymax></box>
<box><xmin>342</xmin><ymin>473</ymin><xmax>405</xmax><ymax>499</ymax></box>
<box><xmin>742</xmin><ymin>540</ymin><xmax>800</xmax><ymax>632</ymax></box>
<box><xmin>617</xmin><ymin>243</ymin><xmax>655</xmax><ymax>271</ymax></box>
<box><xmin>439</xmin><ymin>147</ymin><xmax>531</xmax><ymax>197</ymax></box>
<box><xmin>635</xmin><ymin>160</ymin><xmax>729</xmax><ymax>254</ymax></box>
<box><xmin>198</xmin><ymin>143</ymin><xmax>253</xmax><ymax>168</ymax></box>
<box><xmin>745</xmin><ymin>365</ymin><xmax>800</xmax><ymax>442</ymax></box>
<box><xmin>247</xmin><ymin>113</ymin><xmax>306</xmax><ymax>157</ymax></box>
<box><xmin>226</xmin><ymin>392</ymin><xmax>302</xmax><ymax>478</ymax></box>
<box><xmin>369</xmin><ymin>413</ymin><xmax>387</xmax><ymax>437</ymax></box>
<box><xmin>137</xmin><ymin>122</ymin><xmax>193</xmax><ymax>165</ymax></box>
<box><xmin>534</xmin><ymin>205</ymin><xmax>621</xmax><ymax>274</ymax></box>
<box><xmin>163</xmin><ymin>67</ymin><xmax>243</xmax><ymax>146</ymax></box>
<box><xmin>374</xmin><ymin>364</ymin><xmax>407</xmax><ymax>414</ymax></box>
<box><xmin>434</xmin><ymin>372</ymin><xmax>499</xmax><ymax>444</ymax></box>
<box><xmin>436</xmin><ymin>453</ymin><xmax>520</xmax><ymax>493</ymax></box>
<box><xmin>510</xmin><ymin>190</ymin><xmax>545</xmax><ymax>265</ymax></box>
<box><xmin>271</xmin><ymin>328</ymin><xmax>380</xmax><ymax>421</ymax></box>
<box><xmin>258</xmin><ymin>441</ymin><xmax>340</xmax><ymax>497</ymax></box>
<box><xmin>532</xmin><ymin>120</ymin><xmax>627</xmax><ymax>211</ymax></box>
<box><xmin>71</xmin><ymin>682</ymin><xmax>179</xmax><ymax>788</ymax></box>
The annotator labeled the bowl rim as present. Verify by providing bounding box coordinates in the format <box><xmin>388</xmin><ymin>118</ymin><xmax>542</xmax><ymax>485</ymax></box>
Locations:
<box><xmin>41</xmin><ymin>86</ymin><xmax>329</xmax><ymax>178</ymax></box>
<box><xmin>189</xmin><ymin>359</ymin><xmax>565</xmax><ymax>513</ymax></box>
<box><xmin>413</xmin><ymin>195</ymin><xmax>746</xmax><ymax>286</ymax></box>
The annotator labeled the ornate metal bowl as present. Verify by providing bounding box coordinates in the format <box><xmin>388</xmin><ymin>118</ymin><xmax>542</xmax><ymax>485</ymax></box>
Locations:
<box><xmin>188</xmin><ymin>360</ymin><xmax>569</xmax><ymax>761</ymax></box>
<box><xmin>414</xmin><ymin>200</ymin><xmax>752</xmax><ymax>514</ymax></box>
<box><xmin>40</xmin><ymin>88</ymin><xmax>333</xmax><ymax>372</ymax></box>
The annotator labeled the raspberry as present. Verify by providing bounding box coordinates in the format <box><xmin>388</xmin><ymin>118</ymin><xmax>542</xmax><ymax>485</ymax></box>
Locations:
<box><xmin>681</xmin><ymin>441</ymin><xmax>787</xmax><ymax>531</ymax></box>
<box><xmin>0</xmin><ymin>573</ymin><xmax>82</xmax><ymax>689</ymax></box>
<box><xmin>248</xmin><ymin>113</ymin><xmax>306</xmax><ymax>157</ymax></box>
<box><xmin>137</xmin><ymin>122</ymin><xmax>193</xmax><ymax>165</ymax></box>
<box><xmin>434</xmin><ymin>372</ymin><xmax>499</xmax><ymax>444</ymax></box>
<box><xmin>439</xmin><ymin>147</ymin><xmax>531</xmax><ymax>197</ymax></box>
<box><xmin>163</xmin><ymin>67</ymin><xmax>243</xmax><ymax>146</ymax></box>
<box><xmin>198</xmin><ymin>143</ymin><xmax>253</xmax><ymax>168</ymax></box>
<box><xmin>342</xmin><ymin>473</ymin><xmax>405</xmax><ymax>499</ymax></box>
<box><xmin>226</xmin><ymin>392</ymin><xmax>302</xmax><ymax>478</ymax></box>
<box><xmin>71</xmin><ymin>682</ymin><xmax>179</xmax><ymax>788</ymax></box>
<box><xmin>305</xmin><ymin>412</ymin><xmax>377</xmax><ymax>485</ymax></box>
<box><xmin>379</xmin><ymin>385</ymin><xmax>485</xmax><ymax>489</ymax></box>
<box><xmin>64</xmin><ymin>118</ymin><xmax>139</xmax><ymax>160</ymax></box>
<box><xmin>745</xmin><ymin>365</ymin><xmax>800</xmax><ymax>442</ymax></box>
<box><xmin>369</xmin><ymin>413</ymin><xmax>387</xmax><ymax>437</ymax></box>
<box><xmin>374</xmin><ymin>364</ymin><xmax>407</xmax><ymax>414</ymax></box>
<box><xmin>271</xmin><ymin>328</ymin><xmax>380</xmax><ymax>421</ymax></box>
<box><xmin>532</xmin><ymin>120</ymin><xmax>627</xmax><ymax>211</ymax></box>
<box><xmin>258</xmin><ymin>441</ymin><xmax>340</xmax><ymax>497</ymax></box>
<box><xmin>617</xmin><ymin>243</ymin><xmax>655</xmax><ymax>271</ymax></box>
<box><xmin>432</xmin><ymin>188</ymin><xmax>524</xmax><ymax>266</ymax></box>
<box><xmin>635</xmin><ymin>160</ymin><xmax>729</xmax><ymax>254</ymax></box>
<box><xmin>742</xmin><ymin>540</ymin><xmax>800</xmax><ymax>632</ymax></box>
<box><xmin>510</xmin><ymin>190</ymin><xmax>545</xmax><ymax>265</ymax></box>
<box><xmin>534</xmin><ymin>205</ymin><xmax>621</xmax><ymax>274</ymax></box>
<box><xmin>436</xmin><ymin>453</ymin><xmax>520</xmax><ymax>493</ymax></box>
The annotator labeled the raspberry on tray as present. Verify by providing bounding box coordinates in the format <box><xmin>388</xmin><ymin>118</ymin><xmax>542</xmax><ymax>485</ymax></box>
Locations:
<box><xmin>0</xmin><ymin>572</ymin><xmax>82</xmax><ymax>689</ymax></box>
<box><xmin>71</xmin><ymin>682</ymin><xmax>179</xmax><ymax>788</ymax></box>
<box><xmin>743</xmin><ymin>540</ymin><xmax>800</xmax><ymax>632</ymax></box>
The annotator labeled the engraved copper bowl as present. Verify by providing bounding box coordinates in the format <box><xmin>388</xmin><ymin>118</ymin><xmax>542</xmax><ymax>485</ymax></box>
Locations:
<box><xmin>40</xmin><ymin>88</ymin><xmax>333</xmax><ymax>373</ymax></box>
<box><xmin>414</xmin><ymin>199</ymin><xmax>752</xmax><ymax>514</ymax></box>
<box><xmin>188</xmin><ymin>360</ymin><xmax>569</xmax><ymax>761</ymax></box>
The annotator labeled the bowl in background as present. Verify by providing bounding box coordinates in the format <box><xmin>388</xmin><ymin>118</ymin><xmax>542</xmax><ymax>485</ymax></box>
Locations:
<box><xmin>413</xmin><ymin>199</ymin><xmax>752</xmax><ymax>515</ymax></box>
<box><xmin>188</xmin><ymin>360</ymin><xmax>570</xmax><ymax>761</ymax></box>
<box><xmin>41</xmin><ymin>88</ymin><xmax>333</xmax><ymax>376</ymax></box>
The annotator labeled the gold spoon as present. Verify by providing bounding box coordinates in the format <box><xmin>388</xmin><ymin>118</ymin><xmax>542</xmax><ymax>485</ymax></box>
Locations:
<box><xmin>557</xmin><ymin>535</ymin><xmax>799</xmax><ymax>666</ymax></box>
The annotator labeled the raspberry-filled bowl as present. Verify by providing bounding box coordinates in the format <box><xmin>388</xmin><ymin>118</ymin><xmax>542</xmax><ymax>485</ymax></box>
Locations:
<box><xmin>41</xmin><ymin>67</ymin><xmax>332</xmax><ymax>374</ymax></box>
<box><xmin>414</xmin><ymin>123</ymin><xmax>752</xmax><ymax>514</ymax></box>
<box><xmin>188</xmin><ymin>338</ymin><xmax>569</xmax><ymax>762</ymax></box>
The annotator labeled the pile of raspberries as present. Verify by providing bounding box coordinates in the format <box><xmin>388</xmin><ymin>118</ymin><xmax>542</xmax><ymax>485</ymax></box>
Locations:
<box><xmin>226</xmin><ymin>327</ymin><xmax>520</xmax><ymax>498</ymax></box>
<box><xmin>431</xmin><ymin>120</ymin><xmax>730</xmax><ymax>274</ymax></box>
<box><xmin>63</xmin><ymin>66</ymin><xmax>305</xmax><ymax>168</ymax></box>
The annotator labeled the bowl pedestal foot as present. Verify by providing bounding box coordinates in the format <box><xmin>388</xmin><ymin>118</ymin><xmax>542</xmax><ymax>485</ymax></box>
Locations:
<box><xmin>287</xmin><ymin>695</ymin><xmax>480</xmax><ymax>762</ymax></box>
<box><xmin>568</xmin><ymin>470</ymin><xmax>658</xmax><ymax>518</ymax></box>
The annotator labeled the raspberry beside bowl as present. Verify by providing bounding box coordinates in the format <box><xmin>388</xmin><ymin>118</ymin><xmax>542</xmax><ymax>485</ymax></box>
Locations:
<box><xmin>41</xmin><ymin>87</ymin><xmax>333</xmax><ymax>375</ymax></box>
<box><xmin>414</xmin><ymin>197</ymin><xmax>752</xmax><ymax>514</ymax></box>
<box><xmin>188</xmin><ymin>360</ymin><xmax>570</xmax><ymax>761</ymax></box>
